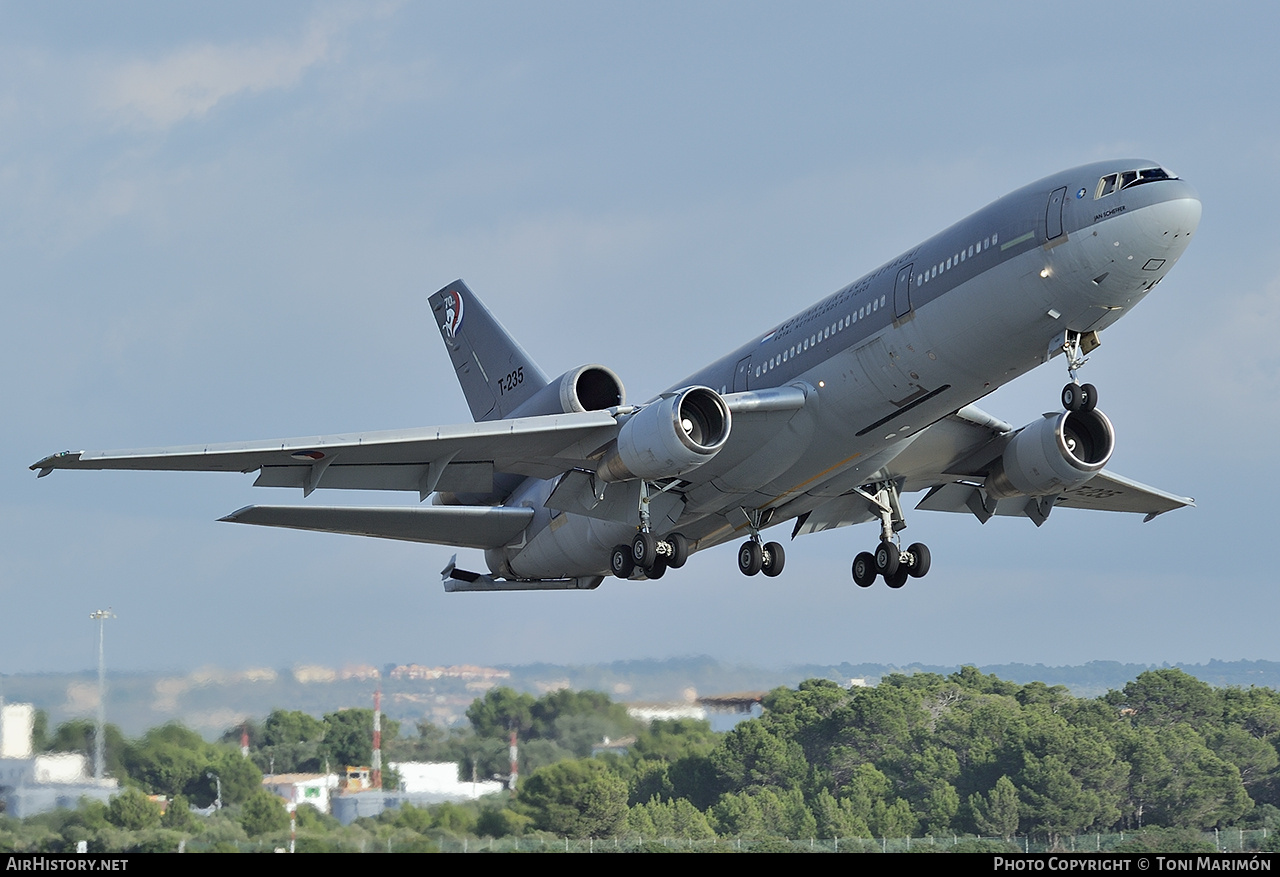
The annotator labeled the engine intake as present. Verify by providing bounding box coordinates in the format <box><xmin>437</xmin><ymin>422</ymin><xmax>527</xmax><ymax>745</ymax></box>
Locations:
<box><xmin>985</xmin><ymin>408</ymin><xmax>1115</xmax><ymax>500</ymax></box>
<box><xmin>596</xmin><ymin>386</ymin><xmax>731</xmax><ymax>482</ymax></box>
<box><xmin>510</xmin><ymin>364</ymin><xmax>626</xmax><ymax>417</ymax></box>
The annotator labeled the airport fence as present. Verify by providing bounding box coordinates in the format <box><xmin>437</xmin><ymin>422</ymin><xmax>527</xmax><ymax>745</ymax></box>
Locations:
<box><xmin>199</xmin><ymin>826</ymin><xmax>1273</xmax><ymax>853</ymax></box>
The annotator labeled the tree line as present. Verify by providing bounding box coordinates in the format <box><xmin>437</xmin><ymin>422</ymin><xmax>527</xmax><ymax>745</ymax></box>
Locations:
<box><xmin>4</xmin><ymin>667</ymin><xmax>1280</xmax><ymax>852</ymax></box>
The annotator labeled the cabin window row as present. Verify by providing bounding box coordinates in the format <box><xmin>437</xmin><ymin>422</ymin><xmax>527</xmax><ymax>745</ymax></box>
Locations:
<box><xmin>754</xmin><ymin>295</ymin><xmax>889</xmax><ymax>378</ymax></box>
<box><xmin>916</xmin><ymin>234</ymin><xmax>997</xmax><ymax>288</ymax></box>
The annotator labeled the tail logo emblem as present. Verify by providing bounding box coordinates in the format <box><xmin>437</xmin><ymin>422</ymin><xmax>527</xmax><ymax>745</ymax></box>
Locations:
<box><xmin>442</xmin><ymin>290</ymin><xmax>465</xmax><ymax>338</ymax></box>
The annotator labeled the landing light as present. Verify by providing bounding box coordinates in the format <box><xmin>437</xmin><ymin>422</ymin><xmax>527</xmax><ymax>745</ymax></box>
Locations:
<box><xmin>1040</xmin><ymin>268</ymin><xmax>1052</xmax><ymax>278</ymax></box>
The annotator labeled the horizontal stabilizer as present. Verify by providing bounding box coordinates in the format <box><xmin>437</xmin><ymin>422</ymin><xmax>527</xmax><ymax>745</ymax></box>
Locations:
<box><xmin>440</xmin><ymin>555</ymin><xmax>603</xmax><ymax>592</ymax></box>
<box><xmin>220</xmin><ymin>504</ymin><xmax>534</xmax><ymax>549</ymax></box>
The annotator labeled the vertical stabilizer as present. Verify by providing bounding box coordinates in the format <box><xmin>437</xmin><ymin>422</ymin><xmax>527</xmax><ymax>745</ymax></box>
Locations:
<box><xmin>429</xmin><ymin>280</ymin><xmax>550</xmax><ymax>422</ymax></box>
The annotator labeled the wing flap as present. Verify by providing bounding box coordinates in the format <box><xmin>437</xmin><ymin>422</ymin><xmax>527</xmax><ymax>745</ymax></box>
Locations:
<box><xmin>252</xmin><ymin>462</ymin><xmax>496</xmax><ymax>494</ymax></box>
<box><xmin>220</xmin><ymin>504</ymin><xmax>534</xmax><ymax>549</ymax></box>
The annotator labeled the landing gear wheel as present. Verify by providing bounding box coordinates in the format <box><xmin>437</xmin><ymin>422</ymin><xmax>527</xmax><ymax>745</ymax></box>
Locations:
<box><xmin>905</xmin><ymin>542</ymin><xmax>931</xmax><ymax>578</ymax></box>
<box><xmin>610</xmin><ymin>545</ymin><xmax>635</xmax><ymax>578</ymax></box>
<box><xmin>874</xmin><ymin>541</ymin><xmax>900</xmax><ymax>577</ymax></box>
<box><xmin>885</xmin><ymin>566</ymin><xmax>909</xmax><ymax>589</ymax></box>
<box><xmin>737</xmin><ymin>541</ymin><xmax>763</xmax><ymax>576</ymax></box>
<box><xmin>761</xmin><ymin>542</ymin><xmax>786</xmax><ymax>577</ymax></box>
<box><xmin>632</xmin><ymin>531</ymin><xmax>657</xmax><ymax>569</ymax></box>
<box><xmin>647</xmin><ymin>556</ymin><xmax>667</xmax><ymax>580</ymax></box>
<box><xmin>852</xmin><ymin>552</ymin><xmax>877</xmax><ymax>588</ymax></box>
<box><xmin>1062</xmin><ymin>382</ymin><xmax>1083</xmax><ymax>412</ymax></box>
<box><xmin>667</xmin><ymin>533</ymin><xmax>690</xmax><ymax>569</ymax></box>
<box><xmin>1081</xmin><ymin>383</ymin><xmax>1098</xmax><ymax>412</ymax></box>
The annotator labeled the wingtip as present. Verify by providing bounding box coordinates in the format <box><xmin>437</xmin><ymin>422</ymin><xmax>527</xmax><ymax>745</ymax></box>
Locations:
<box><xmin>31</xmin><ymin>451</ymin><xmax>79</xmax><ymax>475</ymax></box>
<box><xmin>219</xmin><ymin>505</ymin><xmax>257</xmax><ymax>523</ymax></box>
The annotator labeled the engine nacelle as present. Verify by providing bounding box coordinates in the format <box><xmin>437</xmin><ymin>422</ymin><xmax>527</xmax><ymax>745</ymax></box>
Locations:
<box><xmin>509</xmin><ymin>364</ymin><xmax>626</xmax><ymax>417</ymax></box>
<box><xmin>596</xmin><ymin>386</ymin><xmax>731</xmax><ymax>482</ymax></box>
<box><xmin>985</xmin><ymin>408</ymin><xmax>1115</xmax><ymax>499</ymax></box>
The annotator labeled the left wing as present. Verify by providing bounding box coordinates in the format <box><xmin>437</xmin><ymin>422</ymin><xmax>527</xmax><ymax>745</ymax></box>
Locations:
<box><xmin>797</xmin><ymin>404</ymin><xmax>1193</xmax><ymax>535</ymax></box>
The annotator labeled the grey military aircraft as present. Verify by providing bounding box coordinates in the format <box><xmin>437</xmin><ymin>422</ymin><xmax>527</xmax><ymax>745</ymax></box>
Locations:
<box><xmin>32</xmin><ymin>160</ymin><xmax>1201</xmax><ymax>592</ymax></box>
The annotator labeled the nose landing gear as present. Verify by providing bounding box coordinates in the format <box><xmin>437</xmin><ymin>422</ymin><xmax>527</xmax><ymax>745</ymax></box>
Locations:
<box><xmin>1060</xmin><ymin>330</ymin><xmax>1100</xmax><ymax>413</ymax></box>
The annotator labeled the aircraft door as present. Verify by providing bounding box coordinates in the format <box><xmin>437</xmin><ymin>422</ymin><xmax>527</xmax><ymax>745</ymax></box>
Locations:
<box><xmin>1046</xmin><ymin>187</ymin><xmax>1067</xmax><ymax>241</ymax></box>
<box><xmin>893</xmin><ymin>263</ymin><xmax>914</xmax><ymax>318</ymax></box>
<box><xmin>734</xmin><ymin>355</ymin><xmax>753</xmax><ymax>392</ymax></box>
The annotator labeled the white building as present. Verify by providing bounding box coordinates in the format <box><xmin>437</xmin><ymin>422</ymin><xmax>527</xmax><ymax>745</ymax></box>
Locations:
<box><xmin>262</xmin><ymin>773</ymin><xmax>340</xmax><ymax>814</ymax></box>
<box><xmin>0</xmin><ymin>703</ymin><xmax>117</xmax><ymax>818</ymax></box>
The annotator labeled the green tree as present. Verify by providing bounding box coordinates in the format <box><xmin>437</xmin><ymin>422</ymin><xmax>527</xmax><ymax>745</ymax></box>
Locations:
<box><xmin>1107</xmin><ymin>669</ymin><xmax>1223</xmax><ymax>731</ymax></box>
<box><xmin>709</xmin><ymin>720</ymin><xmax>808</xmax><ymax>793</ymax></box>
<box><xmin>106</xmin><ymin>789</ymin><xmax>162</xmax><ymax>831</ymax></box>
<box><xmin>466</xmin><ymin>688</ymin><xmax>536</xmax><ymax>739</ymax></box>
<box><xmin>239</xmin><ymin>789</ymin><xmax>289</xmax><ymax>837</ymax></box>
<box><xmin>970</xmin><ymin>774</ymin><xmax>1021</xmax><ymax>839</ymax></box>
<box><xmin>321</xmin><ymin>708</ymin><xmax>398</xmax><ymax>768</ymax></box>
<box><xmin>159</xmin><ymin>794</ymin><xmax>196</xmax><ymax>833</ymax></box>
<box><xmin>519</xmin><ymin>759</ymin><xmax>628</xmax><ymax>838</ymax></box>
<box><xmin>810</xmin><ymin>788</ymin><xmax>872</xmax><ymax>839</ymax></box>
<box><xmin>48</xmin><ymin>719</ymin><xmax>128</xmax><ymax>781</ymax></box>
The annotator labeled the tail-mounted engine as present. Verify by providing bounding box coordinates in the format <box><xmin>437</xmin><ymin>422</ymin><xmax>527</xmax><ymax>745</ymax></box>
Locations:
<box><xmin>985</xmin><ymin>408</ymin><xmax>1114</xmax><ymax>499</ymax></box>
<box><xmin>510</xmin><ymin>364</ymin><xmax>626</xmax><ymax>417</ymax></box>
<box><xmin>596</xmin><ymin>386</ymin><xmax>732</xmax><ymax>482</ymax></box>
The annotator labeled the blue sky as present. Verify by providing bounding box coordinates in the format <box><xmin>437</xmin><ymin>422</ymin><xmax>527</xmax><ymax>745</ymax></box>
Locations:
<box><xmin>3</xmin><ymin>2</ymin><xmax>1277</xmax><ymax>675</ymax></box>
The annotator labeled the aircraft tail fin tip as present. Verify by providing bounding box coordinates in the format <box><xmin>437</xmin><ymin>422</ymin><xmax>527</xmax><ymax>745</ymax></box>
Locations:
<box><xmin>429</xmin><ymin>280</ymin><xmax>549</xmax><ymax>422</ymax></box>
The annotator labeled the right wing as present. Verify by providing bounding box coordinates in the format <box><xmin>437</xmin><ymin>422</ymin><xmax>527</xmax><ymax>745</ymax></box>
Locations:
<box><xmin>31</xmin><ymin>410</ymin><xmax>622</xmax><ymax>498</ymax></box>
<box><xmin>32</xmin><ymin>387</ymin><xmax>810</xmax><ymax>502</ymax></box>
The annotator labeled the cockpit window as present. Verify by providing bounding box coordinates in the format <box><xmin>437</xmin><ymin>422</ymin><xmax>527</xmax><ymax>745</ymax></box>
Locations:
<box><xmin>1095</xmin><ymin>167</ymin><xmax>1177</xmax><ymax>199</ymax></box>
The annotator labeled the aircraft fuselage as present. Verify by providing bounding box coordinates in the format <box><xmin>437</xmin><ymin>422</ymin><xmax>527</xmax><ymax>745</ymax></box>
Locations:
<box><xmin>498</xmin><ymin>160</ymin><xmax>1200</xmax><ymax>580</ymax></box>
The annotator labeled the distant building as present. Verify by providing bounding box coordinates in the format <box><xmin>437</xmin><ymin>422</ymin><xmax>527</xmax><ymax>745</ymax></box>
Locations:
<box><xmin>329</xmin><ymin>762</ymin><xmax>504</xmax><ymax>826</ymax></box>
<box><xmin>627</xmin><ymin>703</ymin><xmax>708</xmax><ymax>724</ymax></box>
<box><xmin>262</xmin><ymin>773</ymin><xmax>339</xmax><ymax>815</ymax></box>
<box><xmin>391</xmin><ymin>762</ymin><xmax>504</xmax><ymax>799</ymax></box>
<box><xmin>0</xmin><ymin>703</ymin><xmax>117</xmax><ymax>819</ymax></box>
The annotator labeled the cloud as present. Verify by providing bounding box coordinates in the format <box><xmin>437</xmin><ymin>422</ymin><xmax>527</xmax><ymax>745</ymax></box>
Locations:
<box><xmin>98</xmin><ymin>19</ymin><xmax>337</xmax><ymax>129</ymax></box>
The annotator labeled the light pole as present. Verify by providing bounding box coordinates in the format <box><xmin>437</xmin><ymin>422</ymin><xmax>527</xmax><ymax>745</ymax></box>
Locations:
<box><xmin>206</xmin><ymin>771</ymin><xmax>222</xmax><ymax>810</ymax></box>
<box><xmin>89</xmin><ymin>608</ymin><xmax>115</xmax><ymax>782</ymax></box>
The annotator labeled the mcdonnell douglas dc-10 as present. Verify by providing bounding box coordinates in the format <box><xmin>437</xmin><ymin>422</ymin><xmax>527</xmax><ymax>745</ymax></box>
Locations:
<box><xmin>33</xmin><ymin>161</ymin><xmax>1200</xmax><ymax>592</ymax></box>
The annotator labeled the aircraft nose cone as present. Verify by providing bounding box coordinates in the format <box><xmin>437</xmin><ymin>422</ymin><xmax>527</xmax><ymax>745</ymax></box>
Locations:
<box><xmin>1132</xmin><ymin>179</ymin><xmax>1200</xmax><ymax>260</ymax></box>
<box><xmin>1164</xmin><ymin>178</ymin><xmax>1201</xmax><ymax>236</ymax></box>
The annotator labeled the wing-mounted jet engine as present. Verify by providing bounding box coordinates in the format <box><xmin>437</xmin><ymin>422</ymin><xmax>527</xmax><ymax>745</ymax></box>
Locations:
<box><xmin>595</xmin><ymin>386</ymin><xmax>732</xmax><ymax>483</ymax></box>
<box><xmin>985</xmin><ymin>408</ymin><xmax>1115</xmax><ymax>500</ymax></box>
<box><xmin>591</xmin><ymin>386</ymin><xmax>732</xmax><ymax>580</ymax></box>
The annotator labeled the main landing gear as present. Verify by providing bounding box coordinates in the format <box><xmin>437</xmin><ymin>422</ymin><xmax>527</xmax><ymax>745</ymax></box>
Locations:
<box><xmin>734</xmin><ymin>507</ymin><xmax>786</xmax><ymax>578</ymax></box>
<box><xmin>610</xmin><ymin>479</ymin><xmax>691</xmax><ymax>580</ymax></box>
<box><xmin>1060</xmin><ymin>330</ymin><xmax>1099</xmax><ymax>414</ymax></box>
<box><xmin>610</xmin><ymin>530</ymin><xmax>689</xmax><ymax>580</ymax></box>
<box><xmin>850</xmin><ymin>480</ymin><xmax>931</xmax><ymax>589</ymax></box>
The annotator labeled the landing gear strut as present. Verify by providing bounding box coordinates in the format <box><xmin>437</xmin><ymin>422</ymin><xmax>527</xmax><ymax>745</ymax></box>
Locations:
<box><xmin>849</xmin><ymin>480</ymin><xmax>931</xmax><ymax>589</ymax></box>
<box><xmin>1060</xmin><ymin>330</ymin><xmax>1099</xmax><ymax>413</ymax></box>
<box><xmin>734</xmin><ymin>507</ymin><xmax>786</xmax><ymax>578</ymax></box>
<box><xmin>610</xmin><ymin>479</ymin><xmax>691</xmax><ymax>580</ymax></box>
